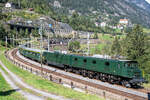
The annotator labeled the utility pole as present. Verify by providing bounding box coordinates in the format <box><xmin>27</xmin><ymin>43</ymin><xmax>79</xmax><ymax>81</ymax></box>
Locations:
<box><xmin>5</xmin><ymin>36</ymin><xmax>7</xmax><ymax>49</ymax></box>
<box><xmin>18</xmin><ymin>0</ymin><xmax>21</xmax><ymax>8</ymax></box>
<box><xmin>40</xmin><ymin>30</ymin><xmax>43</xmax><ymax>75</ymax></box>
<box><xmin>39</xmin><ymin>26</ymin><xmax>43</xmax><ymax>75</ymax></box>
<box><xmin>30</xmin><ymin>33</ymin><xmax>32</xmax><ymax>48</ymax></box>
<box><xmin>13</xmin><ymin>35</ymin><xmax>14</xmax><ymax>47</ymax></box>
<box><xmin>16</xmin><ymin>31</ymin><xmax>18</xmax><ymax>46</ymax></box>
<box><xmin>48</xmin><ymin>32</ymin><xmax>50</xmax><ymax>51</ymax></box>
<box><xmin>28</xmin><ymin>38</ymin><xmax>30</xmax><ymax>48</ymax></box>
<box><xmin>87</xmin><ymin>32</ymin><xmax>90</xmax><ymax>56</ymax></box>
<box><xmin>39</xmin><ymin>17</ymin><xmax>45</xmax><ymax>75</ymax></box>
<box><xmin>48</xmin><ymin>24</ymin><xmax>52</xmax><ymax>51</ymax></box>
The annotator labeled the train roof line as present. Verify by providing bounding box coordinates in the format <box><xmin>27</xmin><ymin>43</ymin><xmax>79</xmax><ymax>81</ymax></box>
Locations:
<box><xmin>20</xmin><ymin>46</ymin><xmax>137</xmax><ymax>62</ymax></box>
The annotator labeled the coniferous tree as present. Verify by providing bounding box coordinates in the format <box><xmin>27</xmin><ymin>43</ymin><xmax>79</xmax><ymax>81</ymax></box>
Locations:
<box><xmin>125</xmin><ymin>25</ymin><xmax>148</xmax><ymax>60</ymax></box>
<box><xmin>68</xmin><ymin>41</ymin><xmax>80</xmax><ymax>52</ymax></box>
<box><xmin>111</xmin><ymin>36</ymin><xmax>121</xmax><ymax>56</ymax></box>
<box><xmin>124</xmin><ymin>25</ymin><xmax>149</xmax><ymax>73</ymax></box>
<box><xmin>93</xmin><ymin>33</ymin><xmax>98</xmax><ymax>39</ymax></box>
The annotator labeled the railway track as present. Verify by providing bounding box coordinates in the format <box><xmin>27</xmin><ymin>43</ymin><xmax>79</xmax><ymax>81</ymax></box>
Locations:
<box><xmin>7</xmin><ymin>48</ymin><xmax>149</xmax><ymax>100</ymax></box>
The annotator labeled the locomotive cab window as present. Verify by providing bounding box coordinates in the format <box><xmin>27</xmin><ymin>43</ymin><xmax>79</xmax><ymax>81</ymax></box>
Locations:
<box><xmin>105</xmin><ymin>62</ymin><xmax>110</xmax><ymax>66</ymax></box>
<box><xmin>125</xmin><ymin>63</ymin><xmax>131</xmax><ymax>67</ymax></box>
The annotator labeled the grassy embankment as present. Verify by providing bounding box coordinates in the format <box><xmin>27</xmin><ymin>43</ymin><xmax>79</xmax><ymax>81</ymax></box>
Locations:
<box><xmin>0</xmin><ymin>46</ymin><xmax>104</xmax><ymax>100</ymax></box>
<box><xmin>0</xmin><ymin>47</ymin><xmax>25</xmax><ymax>100</ymax></box>
<box><xmin>0</xmin><ymin>72</ymin><xmax>26</xmax><ymax>100</ymax></box>
<box><xmin>143</xmin><ymin>84</ymin><xmax>150</xmax><ymax>89</ymax></box>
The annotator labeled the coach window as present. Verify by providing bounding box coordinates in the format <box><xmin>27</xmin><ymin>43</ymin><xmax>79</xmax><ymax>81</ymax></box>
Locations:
<box><xmin>74</xmin><ymin>58</ymin><xmax>78</xmax><ymax>61</ymax></box>
<box><xmin>83</xmin><ymin>59</ymin><xmax>87</xmax><ymax>63</ymax></box>
<box><xmin>92</xmin><ymin>60</ymin><xmax>96</xmax><ymax>64</ymax></box>
<box><xmin>105</xmin><ymin>62</ymin><xmax>110</xmax><ymax>66</ymax></box>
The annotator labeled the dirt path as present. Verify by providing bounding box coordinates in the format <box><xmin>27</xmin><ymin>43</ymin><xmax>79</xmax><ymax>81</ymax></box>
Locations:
<box><xmin>0</xmin><ymin>60</ymin><xmax>71</xmax><ymax>100</ymax></box>
<box><xmin>0</xmin><ymin>63</ymin><xmax>44</xmax><ymax>100</ymax></box>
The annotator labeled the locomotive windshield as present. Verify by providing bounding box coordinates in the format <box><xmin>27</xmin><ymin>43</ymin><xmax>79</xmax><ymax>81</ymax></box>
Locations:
<box><xmin>125</xmin><ymin>61</ymin><xmax>138</xmax><ymax>68</ymax></box>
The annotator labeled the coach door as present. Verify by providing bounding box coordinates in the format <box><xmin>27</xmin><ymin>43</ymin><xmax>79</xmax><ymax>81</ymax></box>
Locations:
<box><xmin>116</xmin><ymin>61</ymin><xmax>122</xmax><ymax>75</ymax></box>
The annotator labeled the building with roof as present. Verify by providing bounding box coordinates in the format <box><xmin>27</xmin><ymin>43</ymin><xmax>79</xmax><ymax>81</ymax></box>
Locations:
<box><xmin>5</xmin><ymin>2</ymin><xmax>12</xmax><ymax>8</ymax></box>
<box><xmin>54</xmin><ymin>1</ymin><xmax>61</xmax><ymax>8</ymax></box>
<box><xmin>5</xmin><ymin>2</ymin><xmax>16</xmax><ymax>8</ymax></box>
<box><xmin>119</xmin><ymin>19</ymin><xmax>128</xmax><ymax>25</ymax></box>
<box><xmin>100</xmin><ymin>22</ymin><xmax>107</xmax><ymax>27</ymax></box>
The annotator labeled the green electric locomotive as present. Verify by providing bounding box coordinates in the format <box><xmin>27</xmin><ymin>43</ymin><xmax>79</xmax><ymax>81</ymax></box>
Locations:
<box><xmin>19</xmin><ymin>46</ymin><xmax>146</xmax><ymax>87</ymax></box>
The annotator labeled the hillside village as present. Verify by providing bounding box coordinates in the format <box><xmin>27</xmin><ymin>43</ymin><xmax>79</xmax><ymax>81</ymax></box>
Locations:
<box><xmin>1</xmin><ymin>1</ymin><xmax>136</xmax><ymax>37</ymax></box>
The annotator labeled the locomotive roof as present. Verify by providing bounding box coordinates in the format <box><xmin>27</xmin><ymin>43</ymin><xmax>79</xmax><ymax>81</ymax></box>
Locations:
<box><xmin>68</xmin><ymin>53</ymin><xmax>137</xmax><ymax>62</ymax></box>
<box><xmin>20</xmin><ymin>46</ymin><xmax>45</xmax><ymax>53</ymax></box>
<box><xmin>44</xmin><ymin>50</ymin><xmax>137</xmax><ymax>63</ymax></box>
<box><xmin>20</xmin><ymin>45</ymin><xmax>137</xmax><ymax>63</ymax></box>
<box><xmin>119</xmin><ymin>60</ymin><xmax>137</xmax><ymax>63</ymax></box>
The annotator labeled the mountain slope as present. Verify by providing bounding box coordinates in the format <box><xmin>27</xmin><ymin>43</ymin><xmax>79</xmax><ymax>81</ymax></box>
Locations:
<box><xmin>126</xmin><ymin>0</ymin><xmax>150</xmax><ymax>12</ymax></box>
<box><xmin>49</xmin><ymin>0</ymin><xmax>150</xmax><ymax>27</ymax></box>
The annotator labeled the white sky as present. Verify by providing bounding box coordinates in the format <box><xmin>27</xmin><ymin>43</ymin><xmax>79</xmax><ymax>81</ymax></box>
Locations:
<box><xmin>146</xmin><ymin>0</ymin><xmax>150</xmax><ymax>4</ymax></box>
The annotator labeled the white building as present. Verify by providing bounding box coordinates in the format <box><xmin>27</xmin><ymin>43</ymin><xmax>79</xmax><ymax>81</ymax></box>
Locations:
<box><xmin>100</xmin><ymin>22</ymin><xmax>106</xmax><ymax>27</ymax></box>
<box><xmin>95</xmin><ymin>22</ymin><xmax>99</xmax><ymax>27</ymax></box>
<box><xmin>119</xmin><ymin>19</ymin><xmax>128</xmax><ymax>25</ymax></box>
<box><xmin>54</xmin><ymin>1</ymin><xmax>61</xmax><ymax>8</ymax></box>
<box><xmin>5</xmin><ymin>2</ymin><xmax>12</xmax><ymax>8</ymax></box>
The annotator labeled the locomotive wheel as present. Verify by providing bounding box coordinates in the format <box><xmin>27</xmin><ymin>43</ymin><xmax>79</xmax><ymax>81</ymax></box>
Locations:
<box><xmin>75</xmin><ymin>70</ymin><xmax>80</xmax><ymax>75</ymax></box>
<box><xmin>108</xmin><ymin>76</ymin><xmax>114</xmax><ymax>84</ymax></box>
<box><xmin>88</xmin><ymin>72</ymin><xmax>93</xmax><ymax>79</ymax></box>
<box><xmin>101</xmin><ymin>77</ymin><xmax>106</xmax><ymax>82</ymax></box>
<box><xmin>122</xmin><ymin>81</ymin><xmax>131</xmax><ymax>88</ymax></box>
<box><xmin>64</xmin><ymin>68</ymin><xmax>68</xmax><ymax>72</ymax></box>
<box><xmin>95</xmin><ymin>74</ymin><xmax>100</xmax><ymax>80</ymax></box>
<box><xmin>82</xmin><ymin>70</ymin><xmax>87</xmax><ymax>77</ymax></box>
<box><xmin>64</xmin><ymin>66</ymin><xmax>68</xmax><ymax>72</ymax></box>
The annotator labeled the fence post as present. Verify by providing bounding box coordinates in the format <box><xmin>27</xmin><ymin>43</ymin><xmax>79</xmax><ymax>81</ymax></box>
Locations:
<box><xmin>59</xmin><ymin>78</ymin><xmax>62</xmax><ymax>84</ymax></box>
<box><xmin>103</xmin><ymin>91</ymin><xmax>106</xmax><ymax>99</ymax></box>
<box><xmin>85</xmin><ymin>86</ymin><xmax>88</xmax><ymax>93</ymax></box>
<box><xmin>22</xmin><ymin>65</ymin><xmax>23</xmax><ymax>69</ymax></box>
<box><xmin>49</xmin><ymin>75</ymin><xmax>52</xmax><ymax>81</ymax></box>
<box><xmin>36</xmin><ymin>70</ymin><xmax>38</xmax><ymax>75</ymax></box>
<box><xmin>71</xmin><ymin>82</ymin><xmax>74</xmax><ymax>89</ymax></box>
<box><xmin>30</xmin><ymin>68</ymin><xmax>32</xmax><ymax>73</ymax></box>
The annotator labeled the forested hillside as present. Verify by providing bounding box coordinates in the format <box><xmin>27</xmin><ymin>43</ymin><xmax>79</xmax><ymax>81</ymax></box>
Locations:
<box><xmin>49</xmin><ymin>0</ymin><xmax>150</xmax><ymax>27</ymax></box>
<box><xmin>1</xmin><ymin>0</ymin><xmax>150</xmax><ymax>30</ymax></box>
<box><xmin>1</xmin><ymin>0</ymin><xmax>150</xmax><ymax>29</ymax></box>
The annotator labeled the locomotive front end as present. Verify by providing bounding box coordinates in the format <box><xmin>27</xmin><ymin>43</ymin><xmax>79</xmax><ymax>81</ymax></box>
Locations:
<box><xmin>125</xmin><ymin>61</ymin><xmax>147</xmax><ymax>86</ymax></box>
